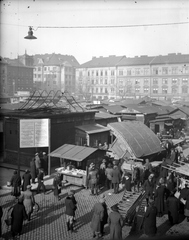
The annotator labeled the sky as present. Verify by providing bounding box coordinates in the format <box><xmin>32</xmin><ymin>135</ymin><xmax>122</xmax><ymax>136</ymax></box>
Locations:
<box><xmin>1</xmin><ymin>0</ymin><xmax>189</xmax><ymax>64</ymax></box>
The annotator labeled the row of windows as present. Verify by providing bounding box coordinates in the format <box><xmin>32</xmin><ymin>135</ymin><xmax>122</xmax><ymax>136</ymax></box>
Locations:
<box><xmin>35</xmin><ymin>66</ymin><xmax>74</xmax><ymax>72</ymax></box>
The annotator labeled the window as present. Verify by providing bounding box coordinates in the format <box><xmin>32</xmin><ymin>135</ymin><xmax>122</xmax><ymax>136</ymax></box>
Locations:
<box><xmin>38</xmin><ymin>74</ymin><xmax>41</xmax><ymax>78</ymax></box>
<box><xmin>119</xmin><ymin>70</ymin><xmax>123</xmax><ymax>76</ymax></box>
<box><xmin>119</xmin><ymin>89</ymin><xmax>124</xmax><ymax>94</ymax></box>
<box><xmin>100</xmin><ymin>70</ymin><xmax>103</xmax><ymax>76</ymax></box>
<box><xmin>153</xmin><ymin>78</ymin><xmax>158</xmax><ymax>85</ymax></box>
<box><xmin>105</xmin><ymin>70</ymin><xmax>107</xmax><ymax>76</ymax></box>
<box><xmin>182</xmin><ymin>86</ymin><xmax>188</xmax><ymax>93</ymax></box>
<box><xmin>153</xmin><ymin>88</ymin><xmax>158</xmax><ymax>94</ymax></box>
<box><xmin>172</xmin><ymin>78</ymin><xmax>177</xmax><ymax>84</ymax></box>
<box><xmin>104</xmin><ymin>79</ymin><xmax>108</xmax><ymax>84</ymax></box>
<box><xmin>135</xmin><ymin>68</ymin><xmax>140</xmax><ymax>75</ymax></box>
<box><xmin>127</xmin><ymin>79</ymin><xmax>132</xmax><ymax>84</ymax></box>
<box><xmin>162</xmin><ymin>78</ymin><xmax>168</xmax><ymax>84</ymax></box>
<box><xmin>127</xmin><ymin>69</ymin><xmax>132</xmax><ymax>76</ymax></box>
<box><xmin>162</xmin><ymin>67</ymin><xmax>168</xmax><ymax>75</ymax></box>
<box><xmin>135</xmin><ymin>79</ymin><xmax>140</xmax><ymax>84</ymax></box>
<box><xmin>38</xmin><ymin>67</ymin><xmax>41</xmax><ymax>71</ymax></box>
<box><xmin>96</xmin><ymin>71</ymin><xmax>98</xmax><ymax>76</ymax></box>
<box><xmin>119</xmin><ymin>79</ymin><xmax>123</xmax><ymax>85</ymax></box>
<box><xmin>182</xmin><ymin>78</ymin><xmax>188</xmax><ymax>84</ymax></box>
<box><xmin>96</xmin><ymin>88</ymin><xmax>98</xmax><ymax>93</ymax></box>
<box><xmin>100</xmin><ymin>79</ymin><xmax>103</xmax><ymax>84</ymax></box>
<box><xmin>153</xmin><ymin>68</ymin><xmax>159</xmax><ymax>75</ymax></box>
<box><xmin>96</xmin><ymin>79</ymin><xmax>98</xmax><ymax>84</ymax></box>
<box><xmin>111</xmin><ymin>70</ymin><xmax>114</xmax><ymax>76</ymax></box>
<box><xmin>100</xmin><ymin>88</ymin><xmax>103</xmax><ymax>93</ymax></box>
<box><xmin>182</xmin><ymin>66</ymin><xmax>188</xmax><ymax>74</ymax></box>
<box><xmin>105</xmin><ymin>88</ymin><xmax>108</xmax><ymax>93</ymax></box>
<box><xmin>91</xmin><ymin>71</ymin><xmax>94</xmax><ymax>76</ymax></box>
<box><xmin>162</xmin><ymin>88</ymin><xmax>168</xmax><ymax>94</ymax></box>
<box><xmin>44</xmin><ymin>67</ymin><xmax>47</xmax><ymax>71</ymax></box>
<box><xmin>111</xmin><ymin>78</ymin><xmax>114</xmax><ymax>84</ymax></box>
<box><xmin>172</xmin><ymin>87</ymin><xmax>177</xmax><ymax>94</ymax></box>
<box><xmin>172</xmin><ymin>67</ymin><xmax>178</xmax><ymax>74</ymax></box>
<box><xmin>144</xmin><ymin>87</ymin><xmax>149</xmax><ymax>93</ymax></box>
<box><xmin>144</xmin><ymin>79</ymin><xmax>149</xmax><ymax>84</ymax></box>
<box><xmin>144</xmin><ymin>68</ymin><xmax>149</xmax><ymax>75</ymax></box>
<box><xmin>110</xmin><ymin>88</ymin><xmax>115</xmax><ymax>93</ymax></box>
<box><xmin>135</xmin><ymin>87</ymin><xmax>140</xmax><ymax>93</ymax></box>
<box><xmin>88</xmin><ymin>71</ymin><xmax>90</xmax><ymax>76</ymax></box>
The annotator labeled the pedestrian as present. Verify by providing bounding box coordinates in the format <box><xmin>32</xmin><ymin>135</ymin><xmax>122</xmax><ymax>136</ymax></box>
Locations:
<box><xmin>11</xmin><ymin>195</ymin><xmax>28</xmax><ymax>238</ymax></box>
<box><xmin>122</xmin><ymin>170</ymin><xmax>132</xmax><ymax>192</ymax></box>
<box><xmin>22</xmin><ymin>169</ymin><xmax>32</xmax><ymax>192</ymax></box>
<box><xmin>52</xmin><ymin>172</ymin><xmax>62</xmax><ymax>201</ymax></box>
<box><xmin>90</xmin><ymin>196</ymin><xmax>105</xmax><ymax>238</ymax></box>
<box><xmin>143</xmin><ymin>174</ymin><xmax>155</xmax><ymax>206</ymax></box>
<box><xmin>0</xmin><ymin>205</ymin><xmax>2</xmax><ymax>238</ymax></box>
<box><xmin>108</xmin><ymin>205</ymin><xmax>123</xmax><ymax>240</ymax></box>
<box><xmin>112</xmin><ymin>164</ymin><xmax>121</xmax><ymax>194</ymax></box>
<box><xmin>105</xmin><ymin>163</ymin><xmax>113</xmax><ymax>190</ymax></box>
<box><xmin>36</xmin><ymin>168</ymin><xmax>46</xmax><ymax>194</ymax></box>
<box><xmin>70</xmin><ymin>190</ymin><xmax>77</xmax><ymax>222</ymax></box>
<box><xmin>179</xmin><ymin>183</ymin><xmax>189</xmax><ymax>214</ymax></box>
<box><xmin>99</xmin><ymin>194</ymin><xmax>108</xmax><ymax>236</ymax></box>
<box><xmin>23</xmin><ymin>185</ymin><xmax>35</xmax><ymax>221</ymax></box>
<box><xmin>160</xmin><ymin>158</ymin><xmax>168</xmax><ymax>182</ymax></box>
<box><xmin>42</xmin><ymin>152</ymin><xmax>48</xmax><ymax>175</ymax></box>
<box><xmin>132</xmin><ymin>166</ymin><xmax>141</xmax><ymax>192</ymax></box>
<box><xmin>35</xmin><ymin>153</ymin><xmax>41</xmax><ymax>175</ymax></box>
<box><xmin>154</xmin><ymin>177</ymin><xmax>166</xmax><ymax>217</ymax></box>
<box><xmin>166</xmin><ymin>190</ymin><xmax>180</xmax><ymax>225</ymax></box>
<box><xmin>165</xmin><ymin>174</ymin><xmax>176</xmax><ymax>200</ymax></box>
<box><xmin>10</xmin><ymin>170</ymin><xmax>21</xmax><ymax>198</ymax></box>
<box><xmin>88</xmin><ymin>164</ymin><xmax>99</xmax><ymax>195</ymax></box>
<box><xmin>65</xmin><ymin>191</ymin><xmax>76</xmax><ymax>233</ymax></box>
<box><xmin>30</xmin><ymin>157</ymin><xmax>36</xmax><ymax>184</ymax></box>
<box><xmin>143</xmin><ymin>198</ymin><xmax>157</xmax><ymax>238</ymax></box>
<box><xmin>99</xmin><ymin>159</ymin><xmax>106</xmax><ymax>189</ymax></box>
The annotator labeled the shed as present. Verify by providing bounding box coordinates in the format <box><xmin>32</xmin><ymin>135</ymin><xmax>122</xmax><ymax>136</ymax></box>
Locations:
<box><xmin>108</xmin><ymin>121</ymin><xmax>164</xmax><ymax>160</ymax></box>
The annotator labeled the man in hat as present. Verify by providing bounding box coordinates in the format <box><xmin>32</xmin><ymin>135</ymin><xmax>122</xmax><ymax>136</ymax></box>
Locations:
<box><xmin>65</xmin><ymin>191</ymin><xmax>76</xmax><ymax>232</ymax></box>
<box><xmin>112</xmin><ymin>164</ymin><xmax>122</xmax><ymax>194</ymax></box>
<box><xmin>22</xmin><ymin>169</ymin><xmax>32</xmax><ymax>192</ymax></box>
<box><xmin>108</xmin><ymin>204</ymin><xmax>123</xmax><ymax>240</ymax></box>
<box><xmin>42</xmin><ymin>152</ymin><xmax>48</xmax><ymax>175</ymax></box>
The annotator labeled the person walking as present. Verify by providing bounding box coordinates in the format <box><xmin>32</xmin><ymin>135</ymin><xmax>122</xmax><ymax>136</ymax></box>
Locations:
<box><xmin>166</xmin><ymin>190</ymin><xmax>180</xmax><ymax>225</ymax></box>
<box><xmin>65</xmin><ymin>191</ymin><xmax>76</xmax><ymax>233</ymax></box>
<box><xmin>132</xmin><ymin>166</ymin><xmax>141</xmax><ymax>192</ymax></box>
<box><xmin>99</xmin><ymin>159</ymin><xmax>106</xmax><ymax>189</ymax></box>
<box><xmin>10</xmin><ymin>170</ymin><xmax>21</xmax><ymax>198</ymax></box>
<box><xmin>11</xmin><ymin>195</ymin><xmax>28</xmax><ymax>238</ymax></box>
<box><xmin>154</xmin><ymin>178</ymin><xmax>166</xmax><ymax>217</ymax></box>
<box><xmin>143</xmin><ymin>174</ymin><xmax>155</xmax><ymax>206</ymax></box>
<box><xmin>105</xmin><ymin>163</ymin><xmax>113</xmax><ymax>190</ymax></box>
<box><xmin>143</xmin><ymin>198</ymin><xmax>157</xmax><ymax>238</ymax></box>
<box><xmin>112</xmin><ymin>164</ymin><xmax>121</xmax><ymax>194</ymax></box>
<box><xmin>90</xmin><ymin>197</ymin><xmax>105</xmax><ymax>238</ymax></box>
<box><xmin>88</xmin><ymin>164</ymin><xmax>99</xmax><ymax>195</ymax></box>
<box><xmin>100</xmin><ymin>194</ymin><xmax>108</xmax><ymax>236</ymax></box>
<box><xmin>122</xmin><ymin>170</ymin><xmax>132</xmax><ymax>192</ymax></box>
<box><xmin>70</xmin><ymin>190</ymin><xmax>77</xmax><ymax>222</ymax></box>
<box><xmin>35</xmin><ymin>153</ymin><xmax>41</xmax><ymax>175</ymax></box>
<box><xmin>36</xmin><ymin>169</ymin><xmax>46</xmax><ymax>194</ymax></box>
<box><xmin>22</xmin><ymin>169</ymin><xmax>32</xmax><ymax>192</ymax></box>
<box><xmin>42</xmin><ymin>152</ymin><xmax>48</xmax><ymax>175</ymax></box>
<box><xmin>23</xmin><ymin>185</ymin><xmax>35</xmax><ymax>221</ymax></box>
<box><xmin>30</xmin><ymin>157</ymin><xmax>36</xmax><ymax>184</ymax></box>
<box><xmin>52</xmin><ymin>172</ymin><xmax>62</xmax><ymax>201</ymax></box>
<box><xmin>108</xmin><ymin>205</ymin><xmax>123</xmax><ymax>240</ymax></box>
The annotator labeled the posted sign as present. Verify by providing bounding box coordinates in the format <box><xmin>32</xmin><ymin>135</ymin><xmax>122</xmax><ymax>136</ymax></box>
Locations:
<box><xmin>20</xmin><ymin>119</ymin><xmax>49</xmax><ymax>148</ymax></box>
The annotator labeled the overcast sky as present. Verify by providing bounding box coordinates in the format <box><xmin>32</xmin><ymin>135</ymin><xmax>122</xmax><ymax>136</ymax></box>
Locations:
<box><xmin>1</xmin><ymin>0</ymin><xmax>189</xmax><ymax>64</ymax></box>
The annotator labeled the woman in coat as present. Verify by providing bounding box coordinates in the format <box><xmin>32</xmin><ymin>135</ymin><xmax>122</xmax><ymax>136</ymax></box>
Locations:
<box><xmin>22</xmin><ymin>169</ymin><xmax>32</xmax><ymax>192</ymax></box>
<box><xmin>154</xmin><ymin>178</ymin><xmax>166</xmax><ymax>217</ymax></box>
<box><xmin>52</xmin><ymin>173</ymin><xmax>61</xmax><ymax>201</ymax></box>
<box><xmin>90</xmin><ymin>198</ymin><xmax>105</xmax><ymax>238</ymax></box>
<box><xmin>143</xmin><ymin>174</ymin><xmax>155</xmax><ymax>206</ymax></box>
<box><xmin>23</xmin><ymin>185</ymin><xmax>35</xmax><ymax>221</ymax></box>
<box><xmin>166</xmin><ymin>190</ymin><xmax>180</xmax><ymax>225</ymax></box>
<box><xmin>30</xmin><ymin>158</ymin><xmax>36</xmax><ymax>184</ymax></box>
<box><xmin>11</xmin><ymin>195</ymin><xmax>28</xmax><ymax>238</ymax></box>
<box><xmin>108</xmin><ymin>205</ymin><xmax>123</xmax><ymax>240</ymax></box>
<box><xmin>10</xmin><ymin>170</ymin><xmax>21</xmax><ymax>198</ymax></box>
<box><xmin>65</xmin><ymin>191</ymin><xmax>76</xmax><ymax>233</ymax></box>
<box><xmin>143</xmin><ymin>198</ymin><xmax>157</xmax><ymax>237</ymax></box>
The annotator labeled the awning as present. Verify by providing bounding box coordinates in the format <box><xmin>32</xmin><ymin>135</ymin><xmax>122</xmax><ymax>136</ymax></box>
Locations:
<box><xmin>172</xmin><ymin>139</ymin><xmax>185</xmax><ymax>146</ymax></box>
<box><xmin>48</xmin><ymin>144</ymin><xmax>98</xmax><ymax>162</ymax></box>
<box><xmin>164</xmin><ymin>123</ymin><xmax>173</xmax><ymax>126</ymax></box>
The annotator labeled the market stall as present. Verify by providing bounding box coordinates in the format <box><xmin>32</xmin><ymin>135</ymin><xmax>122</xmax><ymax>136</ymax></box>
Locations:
<box><xmin>49</xmin><ymin>144</ymin><xmax>106</xmax><ymax>187</ymax></box>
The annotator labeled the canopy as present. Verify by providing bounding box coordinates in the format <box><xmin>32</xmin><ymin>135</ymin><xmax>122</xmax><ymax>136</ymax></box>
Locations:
<box><xmin>48</xmin><ymin>144</ymin><xmax>98</xmax><ymax>162</ymax></box>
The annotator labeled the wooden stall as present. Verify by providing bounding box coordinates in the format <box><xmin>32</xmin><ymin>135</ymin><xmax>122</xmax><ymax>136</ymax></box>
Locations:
<box><xmin>49</xmin><ymin>144</ymin><xmax>106</xmax><ymax>187</ymax></box>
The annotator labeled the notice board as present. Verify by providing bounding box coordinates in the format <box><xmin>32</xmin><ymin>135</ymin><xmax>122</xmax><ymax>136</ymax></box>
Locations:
<box><xmin>20</xmin><ymin>119</ymin><xmax>49</xmax><ymax>148</ymax></box>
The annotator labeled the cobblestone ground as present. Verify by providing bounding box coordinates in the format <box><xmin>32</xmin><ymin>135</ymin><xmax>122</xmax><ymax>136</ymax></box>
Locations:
<box><xmin>0</xmin><ymin>185</ymin><xmax>189</xmax><ymax>240</ymax></box>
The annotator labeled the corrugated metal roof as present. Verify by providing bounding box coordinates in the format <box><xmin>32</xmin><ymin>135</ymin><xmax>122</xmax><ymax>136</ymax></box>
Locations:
<box><xmin>125</xmin><ymin>104</ymin><xmax>157</xmax><ymax>114</ymax></box>
<box><xmin>48</xmin><ymin>144</ymin><xmax>98</xmax><ymax>161</ymax></box>
<box><xmin>95</xmin><ymin>112</ymin><xmax>120</xmax><ymax>119</ymax></box>
<box><xmin>108</xmin><ymin>121</ymin><xmax>163</xmax><ymax>158</ymax></box>
<box><xmin>75</xmin><ymin>123</ymin><xmax>110</xmax><ymax>134</ymax></box>
<box><xmin>103</xmin><ymin>105</ymin><xmax>125</xmax><ymax>114</ymax></box>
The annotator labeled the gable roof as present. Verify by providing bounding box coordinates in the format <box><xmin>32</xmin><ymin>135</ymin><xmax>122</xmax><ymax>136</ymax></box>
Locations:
<box><xmin>108</xmin><ymin>121</ymin><xmax>163</xmax><ymax>158</ymax></box>
<box><xmin>150</xmin><ymin>53</ymin><xmax>189</xmax><ymax>65</ymax></box>
<box><xmin>80</xmin><ymin>55</ymin><xmax>125</xmax><ymax>68</ymax></box>
<box><xmin>118</xmin><ymin>55</ymin><xmax>155</xmax><ymax>66</ymax></box>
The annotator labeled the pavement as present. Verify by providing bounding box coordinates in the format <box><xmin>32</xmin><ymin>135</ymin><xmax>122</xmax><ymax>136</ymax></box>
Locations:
<box><xmin>0</xmin><ymin>164</ymin><xmax>189</xmax><ymax>240</ymax></box>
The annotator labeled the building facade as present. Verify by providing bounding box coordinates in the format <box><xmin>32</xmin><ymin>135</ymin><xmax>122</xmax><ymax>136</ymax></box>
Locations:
<box><xmin>76</xmin><ymin>53</ymin><xmax>189</xmax><ymax>101</ymax></box>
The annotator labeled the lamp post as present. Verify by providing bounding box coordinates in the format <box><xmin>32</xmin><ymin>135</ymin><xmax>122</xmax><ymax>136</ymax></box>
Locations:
<box><xmin>24</xmin><ymin>26</ymin><xmax>37</xmax><ymax>40</ymax></box>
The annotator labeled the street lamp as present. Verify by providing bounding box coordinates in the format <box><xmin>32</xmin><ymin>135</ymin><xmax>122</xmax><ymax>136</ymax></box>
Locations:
<box><xmin>24</xmin><ymin>26</ymin><xmax>37</xmax><ymax>40</ymax></box>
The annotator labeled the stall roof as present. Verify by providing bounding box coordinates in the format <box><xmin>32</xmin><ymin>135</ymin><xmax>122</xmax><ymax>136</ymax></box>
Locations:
<box><xmin>75</xmin><ymin>123</ymin><xmax>110</xmax><ymax>134</ymax></box>
<box><xmin>48</xmin><ymin>144</ymin><xmax>98</xmax><ymax>161</ymax></box>
<box><xmin>108</xmin><ymin>121</ymin><xmax>163</xmax><ymax>158</ymax></box>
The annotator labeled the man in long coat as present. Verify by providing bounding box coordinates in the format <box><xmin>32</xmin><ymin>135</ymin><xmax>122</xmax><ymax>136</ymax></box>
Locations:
<box><xmin>154</xmin><ymin>178</ymin><xmax>166</xmax><ymax>217</ymax></box>
<box><xmin>22</xmin><ymin>169</ymin><xmax>32</xmax><ymax>191</ymax></box>
<box><xmin>108</xmin><ymin>205</ymin><xmax>123</xmax><ymax>240</ymax></box>
<box><xmin>112</xmin><ymin>165</ymin><xmax>121</xmax><ymax>194</ymax></box>
<box><xmin>65</xmin><ymin>191</ymin><xmax>76</xmax><ymax>232</ymax></box>
<box><xmin>166</xmin><ymin>191</ymin><xmax>180</xmax><ymax>225</ymax></box>
<box><xmin>143</xmin><ymin>174</ymin><xmax>155</xmax><ymax>206</ymax></box>
<box><xmin>11</xmin><ymin>196</ymin><xmax>28</xmax><ymax>238</ymax></box>
<box><xmin>90</xmin><ymin>198</ymin><xmax>105</xmax><ymax>238</ymax></box>
<box><xmin>143</xmin><ymin>198</ymin><xmax>157</xmax><ymax>237</ymax></box>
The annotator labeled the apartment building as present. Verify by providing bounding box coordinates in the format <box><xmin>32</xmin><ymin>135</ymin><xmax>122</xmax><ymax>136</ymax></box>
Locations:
<box><xmin>33</xmin><ymin>53</ymin><xmax>80</xmax><ymax>94</ymax></box>
<box><xmin>76</xmin><ymin>53</ymin><xmax>189</xmax><ymax>101</ymax></box>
